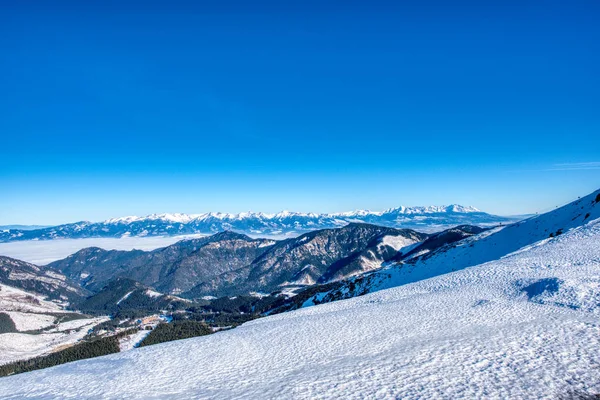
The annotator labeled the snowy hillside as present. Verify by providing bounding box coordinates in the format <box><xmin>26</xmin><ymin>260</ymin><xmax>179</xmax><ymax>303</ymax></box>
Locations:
<box><xmin>0</xmin><ymin>284</ymin><xmax>108</xmax><ymax>365</ymax></box>
<box><xmin>0</xmin><ymin>256</ymin><xmax>87</xmax><ymax>302</ymax></box>
<box><xmin>0</xmin><ymin>204</ymin><xmax>515</xmax><ymax>243</ymax></box>
<box><xmin>1</xmin><ymin>211</ymin><xmax>598</xmax><ymax>398</ymax></box>
<box><xmin>310</xmin><ymin>189</ymin><xmax>600</xmax><ymax>302</ymax></box>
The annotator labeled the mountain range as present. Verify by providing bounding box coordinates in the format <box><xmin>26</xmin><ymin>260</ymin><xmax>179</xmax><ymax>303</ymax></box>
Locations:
<box><xmin>0</xmin><ymin>205</ymin><xmax>515</xmax><ymax>243</ymax></box>
<box><xmin>47</xmin><ymin>225</ymin><xmax>430</xmax><ymax>298</ymax></box>
<box><xmin>1</xmin><ymin>189</ymin><xmax>598</xmax><ymax>398</ymax></box>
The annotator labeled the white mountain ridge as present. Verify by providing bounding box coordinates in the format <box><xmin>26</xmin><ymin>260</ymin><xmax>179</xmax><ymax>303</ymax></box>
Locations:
<box><xmin>0</xmin><ymin>204</ymin><xmax>511</xmax><ymax>243</ymax></box>
<box><xmin>104</xmin><ymin>204</ymin><xmax>482</xmax><ymax>224</ymax></box>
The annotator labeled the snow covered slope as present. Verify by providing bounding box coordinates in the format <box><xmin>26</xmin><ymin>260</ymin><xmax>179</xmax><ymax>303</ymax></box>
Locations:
<box><xmin>0</xmin><ymin>256</ymin><xmax>87</xmax><ymax>303</ymax></box>
<box><xmin>0</xmin><ymin>283</ymin><xmax>108</xmax><ymax>365</ymax></box>
<box><xmin>1</xmin><ymin>212</ymin><xmax>599</xmax><ymax>398</ymax></box>
<box><xmin>0</xmin><ymin>284</ymin><xmax>64</xmax><ymax>315</ymax></box>
<box><xmin>0</xmin><ymin>315</ymin><xmax>108</xmax><ymax>365</ymax></box>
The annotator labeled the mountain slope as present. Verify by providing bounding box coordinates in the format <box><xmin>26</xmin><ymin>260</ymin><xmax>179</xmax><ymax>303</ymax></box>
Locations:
<box><xmin>73</xmin><ymin>278</ymin><xmax>190</xmax><ymax>314</ymax></box>
<box><xmin>0</xmin><ymin>205</ymin><xmax>514</xmax><ymax>242</ymax></box>
<box><xmin>0</xmin><ymin>282</ymin><xmax>108</xmax><ymax>365</ymax></box>
<box><xmin>48</xmin><ymin>232</ymin><xmax>275</xmax><ymax>294</ymax></box>
<box><xmin>48</xmin><ymin>225</ymin><xmax>426</xmax><ymax>298</ymax></box>
<box><xmin>0</xmin><ymin>256</ymin><xmax>87</xmax><ymax>303</ymax></box>
<box><xmin>2</xmin><ymin>212</ymin><xmax>598</xmax><ymax>398</ymax></box>
<box><xmin>182</xmin><ymin>224</ymin><xmax>427</xmax><ymax>297</ymax></box>
<box><xmin>306</xmin><ymin>189</ymin><xmax>600</xmax><ymax>304</ymax></box>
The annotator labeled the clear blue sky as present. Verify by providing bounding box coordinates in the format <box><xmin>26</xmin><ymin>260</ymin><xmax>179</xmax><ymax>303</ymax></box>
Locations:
<box><xmin>1</xmin><ymin>0</ymin><xmax>599</xmax><ymax>225</ymax></box>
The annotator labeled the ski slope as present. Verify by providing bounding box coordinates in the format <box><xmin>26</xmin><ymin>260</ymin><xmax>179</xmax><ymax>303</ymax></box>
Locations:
<box><xmin>1</xmin><ymin>214</ymin><xmax>599</xmax><ymax>398</ymax></box>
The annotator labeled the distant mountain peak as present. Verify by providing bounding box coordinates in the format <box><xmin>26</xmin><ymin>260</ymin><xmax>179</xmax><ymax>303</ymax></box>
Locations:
<box><xmin>0</xmin><ymin>204</ymin><xmax>513</xmax><ymax>243</ymax></box>
<box><xmin>100</xmin><ymin>204</ymin><xmax>483</xmax><ymax>224</ymax></box>
<box><xmin>446</xmin><ymin>204</ymin><xmax>481</xmax><ymax>213</ymax></box>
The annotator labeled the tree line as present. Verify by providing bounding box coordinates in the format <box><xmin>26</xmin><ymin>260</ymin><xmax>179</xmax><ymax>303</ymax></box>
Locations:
<box><xmin>0</xmin><ymin>329</ymin><xmax>137</xmax><ymax>377</ymax></box>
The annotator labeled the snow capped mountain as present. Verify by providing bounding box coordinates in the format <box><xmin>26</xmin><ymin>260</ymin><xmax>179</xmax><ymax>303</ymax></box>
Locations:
<box><xmin>104</xmin><ymin>213</ymin><xmax>201</xmax><ymax>224</ymax></box>
<box><xmin>120</xmin><ymin>205</ymin><xmax>481</xmax><ymax>222</ymax></box>
<box><xmin>2</xmin><ymin>193</ymin><xmax>598</xmax><ymax>398</ymax></box>
<box><xmin>375</xmin><ymin>204</ymin><xmax>481</xmax><ymax>215</ymax></box>
<box><xmin>0</xmin><ymin>205</ymin><xmax>514</xmax><ymax>243</ymax></box>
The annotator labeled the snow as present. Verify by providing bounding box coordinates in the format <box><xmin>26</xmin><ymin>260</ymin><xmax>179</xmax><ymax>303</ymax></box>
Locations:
<box><xmin>144</xmin><ymin>289</ymin><xmax>162</xmax><ymax>298</ymax></box>
<box><xmin>118</xmin><ymin>329</ymin><xmax>152</xmax><ymax>352</ymax></box>
<box><xmin>0</xmin><ymin>234</ymin><xmax>207</xmax><ymax>265</ymax></box>
<box><xmin>0</xmin><ymin>333</ymin><xmax>72</xmax><ymax>365</ymax></box>
<box><xmin>278</xmin><ymin>287</ymin><xmax>302</xmax><ymax>298</ymax></box>
<box><xmin>282</xmin><ymin>265</ymin><xmax>319</xmax><ymax>286</ymax></box>
<box><xmin>0</xmin><ymin>316</ymin><xmax>109</xmax><ymax>365</ymax></box>
<box><xmin>4</xmin><ymin>312</ymin><xmax>55</xmax><ymax>332</ymax></box>
<box><xmin>100</xmin><ymin>205</ymin><xmax>483</xmax><ymax>226</ymax></box>
<box><xmin>248</xmin><ymin>292</ymin><xmax>269</xmax><ymax>298</ymax></box>
<box><xmin>105</xmin><ymin>214</ymin><xmax>202</xmax><ymax>224</ymax></box>
<box><xmin>0</xmin><ymin>282</ymin><xmax>108</xmax><ymax>365</ymax></box>
<box><xmin>332</xmin><ymin>204</ymin><xmax>481</xmax><ymax>217</ymax></box>
<box><xmin>116</xmin><ymin>291</ymin><xmax>134</xmax><ymax>305</ymax></box>
<box><xmin>1</xmin><ymin>204</ymin><xmax>511</xmax><ymax>245</ymax></box>
<box><xmin>379</xmin><ymin>235</ymin><xmax>419</xmax><ymax>252</ymax></box>
<box><xmin>2</xmin><ymin>210</ymin><xmax>599</xmax><ymax>398</ymax></box>
<box><xmin>0</xmin><ymin>284</ymin><xmax>64</xmax><ymax>314</ymax></box>
<box><xmin>1</xmin><ymin>284</ymin><xmax>110</xmax><ymax>363</ymax></box>
<box><xmin>380</xmin><ymin>204</ymin><xmax>481</xmax><ymax>215</ymax></box>
<box><xmin>47</xmin><ymin>318</ymin><xmax>107</xmax><ymax>332</ymax></box>
<box><xmin>301</xmin><ymin>292</ymin><xmax>327</xmax><ymax>307</ymax></box>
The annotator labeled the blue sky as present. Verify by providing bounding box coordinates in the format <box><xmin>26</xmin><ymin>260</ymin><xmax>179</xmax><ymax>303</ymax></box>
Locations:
<box><xmin>1</xmin><ymin>0</ymin><xmax>599</xmax><ymax>225</ymax></box>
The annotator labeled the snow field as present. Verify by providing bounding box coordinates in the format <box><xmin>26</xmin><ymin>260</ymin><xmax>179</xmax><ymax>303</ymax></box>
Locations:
<box><xmin>0</xmin><ymin>316</ymin><xmax>109</xmax><ymax>365</ymax></box>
